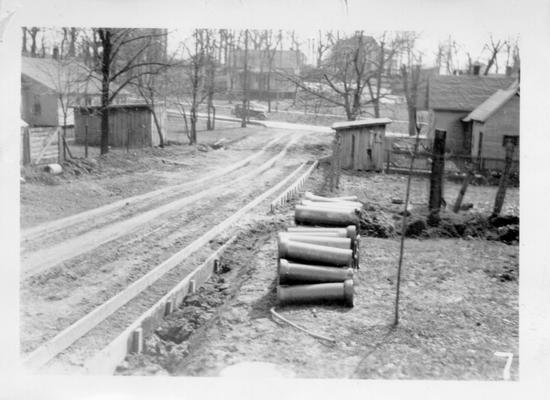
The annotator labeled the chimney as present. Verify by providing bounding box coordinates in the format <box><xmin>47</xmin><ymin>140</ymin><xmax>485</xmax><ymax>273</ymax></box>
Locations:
<box><xmin>52</xmin><ymin>46</ymin><xmax>59</xmax><ymax>60</ymax></box>
<box><xmin>472</xmin><ymin>63</ymin><xmax>480</xmax><ymax>76</ymax></box>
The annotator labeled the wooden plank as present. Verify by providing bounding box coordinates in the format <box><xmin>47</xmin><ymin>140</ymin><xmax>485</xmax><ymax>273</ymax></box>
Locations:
<box><xmin>270</xmin><ymin>160</ymin><xmax>318</xmax><ymax>211</ymax></box>
<box><xmin>22</xmin><ymin>160</ymin><xmax>306</xmax><ymax>371</ymax></box>
<box><xmin>84</xmin><ymin>236</ymin><xmax>236</xmax><ymax>374</ymax></box>
<box><xmin>33</xmin><ymin>128</ymin><xmax>59</xmax><ymax>165</ymax></box>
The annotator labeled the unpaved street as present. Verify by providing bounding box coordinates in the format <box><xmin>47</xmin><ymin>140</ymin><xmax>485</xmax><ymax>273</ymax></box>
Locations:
<box><xmin>20</xmin><ymin>125</ymin><xmax>332</xmax><ymax>370</ymax></box>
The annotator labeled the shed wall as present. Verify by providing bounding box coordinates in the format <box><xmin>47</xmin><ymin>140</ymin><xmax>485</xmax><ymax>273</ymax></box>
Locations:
<box><xmin>337</xmin><ymin>125</ymin><xmax>385</xmax><ymax>171</ymax></box>
<box><xmin>74</xmin><ymin>107</ymin><xmax>155</xmax><ymax>148</ymax></box>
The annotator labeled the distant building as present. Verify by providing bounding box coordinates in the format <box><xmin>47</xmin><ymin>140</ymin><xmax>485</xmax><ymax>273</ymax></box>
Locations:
<box><xmin>462</xmin><ymin>82</ymin><xmax>519</xmax><ymax>162</ymax></box>
<box><xmin>227</xmin><ymin>49</ymin><xmax>306</xmax><ymax>100</ymax></box>
<box><xmin>21</xmin><ymin>56</ymin><xmax>128</xmax><ymax>127</ymax></box>
<box><xmin>420</xmin><ymin>72</ymin><xmax>516</xmax><ymax>154</ymax></box>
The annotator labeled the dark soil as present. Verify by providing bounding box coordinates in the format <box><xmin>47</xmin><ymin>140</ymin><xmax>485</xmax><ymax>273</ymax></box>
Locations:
<box><xmin>358</xmin><ymin>204</ymin><xmax>519</xmax><ymax>245</ymax></box>
<box><xmin>116</xmin><ymin>218</ymin><xmax>288</xmax><ymax>375</ymax></box>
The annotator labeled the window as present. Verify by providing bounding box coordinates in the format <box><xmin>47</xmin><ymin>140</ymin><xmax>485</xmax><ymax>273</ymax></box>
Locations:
<box><xmin>32</xmin><ymin>95</ymin><xmax>41</xmax><ymax>116</ymax></box>
<box><xmin>503</xmin><ymin>135</ymin><xmax>519</xmax><ymax>147</ymax></box>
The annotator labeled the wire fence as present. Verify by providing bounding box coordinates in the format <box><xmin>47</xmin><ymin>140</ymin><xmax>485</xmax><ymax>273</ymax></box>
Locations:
<box><xmin>385</xmin><ymin>140</ymin><xmax>520</xmax><ymax>186</ymax></box>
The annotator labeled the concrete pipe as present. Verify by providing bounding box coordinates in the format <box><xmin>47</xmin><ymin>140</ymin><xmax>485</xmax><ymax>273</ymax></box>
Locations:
<box><xmin>278</xmin><ymin>259</ymin><xmax>353</xmax><ymax>284</ymax></box>
<box><xmin>278</xmin><ymin>237</ymin><xmax>353</xmax><ymax>266</ymax></box>
<box><xmin>287</xmin><ymin>225</ymin><xmax>357</xmax><ymax>239</ymax></box>
<box><xmin>301</xmin><ymin>199</ymin><xmax>363</xmax><ymax>209</ymax></box>
<box><xmin>295</xmin><ymin>205</ymin><xmax>359</xmax><ymax>227</ymax></box>
<box><xmin>300</xmin><ymin>201</ymin><xmax>362</xmax><ymax>213</ymax></box>
<box><xmin>304</xmin><ymin>192</ymin><xmax>358</xmax><ymax>202</ymax></box>
<box><xmin>277</xmin><ymin>279</ymin><xmax>354</xmax><ymax>307</ymax></box>
<box><xmin>278</xmin><ymin>233</ymin><xmax>352</xmax><ymax>250</ymax></box>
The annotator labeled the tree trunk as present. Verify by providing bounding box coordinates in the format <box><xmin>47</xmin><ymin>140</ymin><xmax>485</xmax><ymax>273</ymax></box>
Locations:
<box><xmin>241</xmin><ymin>29</ymin><xmax>249</xmax><ymax>128</ymax></box>
<box><xmin>150</xmin><ymin>102</ymin><xmax>164</xmax><ymax>148</ymax></box>
<box><xmin>428</xmin><ymin>130</ymin><xmax>447</xmax><ymax>226</ymax></box>
<box><xmin>266</xmin><ymin>69</ymin><xmax>272</xmax><ymax>112</ymax></box>
<box><xmin>99</xmin><ymin>30</ymin><xmax>112</xmax><ymax>155</ymax></box>
<box><xmin>22</xmin><ymin>27</ymin><xmax>28</xmax><ymax>54</ymax></box>
<box><xmin>68</xmin><ymin>27</ymin><xmax>77</xmax><ymax>57</ymax></box>
<box><xmin>30</xmin><ymin>27</ymin><xmax>38</xmax><ymax>57</ymax></box>
<box><xmin>407</xmin><ymin>104</ymin><xmax>417</xmax><ymax>136</ymax></box>
<box><xmin>190</xmin><ymin>107</ymin><xmax>197</xmax><ymax>145</ymax></box>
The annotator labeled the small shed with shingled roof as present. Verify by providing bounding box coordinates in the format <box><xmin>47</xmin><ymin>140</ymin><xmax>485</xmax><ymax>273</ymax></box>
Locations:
<box><xmin>331</xmin><ymin>118</ymin><xmax>392</xmax><ymax>171</ymax></box>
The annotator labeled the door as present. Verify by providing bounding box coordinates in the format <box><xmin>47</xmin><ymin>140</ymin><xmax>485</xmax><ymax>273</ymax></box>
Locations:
<box><xmin>372</xmin><ymin>129</ymin><xmax>384</xmax><ymax>171</ymax></box>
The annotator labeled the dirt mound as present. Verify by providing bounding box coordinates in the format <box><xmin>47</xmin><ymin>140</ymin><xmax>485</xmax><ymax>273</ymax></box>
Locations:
<box><xmin>358</xmin><ymin>202</ymin><xmax>518</xmax><ymax>244</ymax></box>
<box><xmin>359</xmin><ymin>205</ymin><xmax>397</xmax><ymax>238</ymax></box>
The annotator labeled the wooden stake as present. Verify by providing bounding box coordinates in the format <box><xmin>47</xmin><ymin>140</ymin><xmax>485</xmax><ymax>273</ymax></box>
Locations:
<box><xmin>492</xmin><ymin>141</ymin><xmax>516</xmax><ymax>217</ymax></box>
<box><xmin>394</xmin><ymin>125</ymin><xmax>422</xmax><ymax>326</ymax></box>
<box><xmin>164</xmin><ymin>300</ymin><xmax>173</xmax><ymax>317</ymax></box>
<box><xmin>453</xmin><ymin>168</ymin><xmax>474</xmax><ymax>213</ymax></box>
<box><xmin>131</xmin><ymin>328</ymin><xmax>143</xmax><ymax>354</ymax></box>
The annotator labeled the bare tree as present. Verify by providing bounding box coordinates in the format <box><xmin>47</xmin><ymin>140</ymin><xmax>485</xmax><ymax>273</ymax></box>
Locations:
<box><xmin>170</xmin><ymin>29</ymin><xmax>214</xmax><ymax>144</ymax></box>
<box><xmin>87</xmin><ymin>28</ymin><xmax>170</xmax><ymax>154</ymax></box>
<box><xmin>279</xmin><ymin>31</ymin><xmax>407</xmax><ymax>120</ymax></box>
<box><xmin>484</xmin><ymin>35</ymin><xmax>505</xmax><ymax>75</ymax></box>
<box><xmin>36</xmin><ymin>56</ymin><xmax>93</xmax><ymax>158</ymax></box>
<box><xmin>315</xmin><ymin>30</ymin><xmax>335</xmax><ymax>68</ymax></box>
<box><xmin>21</xmin><ymin>27</ymin><xmax>28</xmax><ymax>54</ymax></box>
<box><xmin>29</xmin><ymin>27</ymin><xmax>38</xmax><ymax>56</ymax></box>
<box><xmin>400</xmin><ymin>33</ymin><xmax>423</xmax><ymax>136</ymax></box>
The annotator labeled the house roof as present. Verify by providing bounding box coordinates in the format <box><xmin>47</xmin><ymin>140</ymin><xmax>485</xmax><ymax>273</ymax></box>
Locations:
<box><xmin>427</xmin><ymin>75</ymin><xmax>516</xmax><ymax>111</ymax></box>
<box><xmin>332</xmin><ymin>118</ymin><xmax>392</xmax><ymax>131</ymax></box>
<box><xmin>462</xmin><ymin>81</ymin><xmax>519</xmax><ymax>123</ymax></box>
<box><xmin>22</xmin><ymin>56</ymin><xmax>103</xmax><ymax>95</ymax></box>
<box><xmin>21</xmin><ymin>56</ymin><xmax>129</xmax><ymax>98</ymax></box>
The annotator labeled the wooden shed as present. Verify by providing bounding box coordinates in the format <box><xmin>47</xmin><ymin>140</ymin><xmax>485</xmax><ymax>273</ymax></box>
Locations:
<box><xmin>331</xmin><ymin>118</ymin><xmax>391</xmax><ymax>171</ymax></box>
<box><xmin>73</xmin><ymin>104</ymin><xmax>166</xmax><ymax>148</ymax></box>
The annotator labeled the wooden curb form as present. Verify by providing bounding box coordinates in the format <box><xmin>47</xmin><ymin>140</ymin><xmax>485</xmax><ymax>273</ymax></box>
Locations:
<box><xmin>22</xmin><ymin>161</ymin><xmax>308</xmax><ymax>372</ymax></box>
<box><xmin>270</xmin><ymin>160</ymin><xmax>319</xmax><ymax>213</ymax></box>
<box><xmin>84</xmin><ymin>236</ymin><xmax>237</xmax><ymax>374</ymax></box>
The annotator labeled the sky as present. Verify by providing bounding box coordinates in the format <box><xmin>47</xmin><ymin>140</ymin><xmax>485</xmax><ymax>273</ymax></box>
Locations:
<box><xmin>166</xmin><ymin>28</ymin><xmax>518</xmax><ymax>72</ymax></box>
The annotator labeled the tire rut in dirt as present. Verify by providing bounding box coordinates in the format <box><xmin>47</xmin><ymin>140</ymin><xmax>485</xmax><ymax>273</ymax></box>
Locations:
<box><xmin>20</xmin><ymin>163</ymin><xmax>299</xmax><ymax>357</ymax></box>
<box><xmin>21</xmin><ymin>140</ymin><xmax>290</xmax><ymax>254</ymax></box>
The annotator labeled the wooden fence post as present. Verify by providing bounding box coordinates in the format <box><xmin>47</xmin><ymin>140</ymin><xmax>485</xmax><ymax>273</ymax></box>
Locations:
<box><xmin>492</xmin><ymin>140</ymin><xmax>516</xmax><ymax>217</ymax></box>
<box><xmin>453</xmin><ymin>168</ymin><xmax>474</xmax><ymax>213</ymax></box>
<box><xmin>85</xmin><ymin>124</ymin><xmax>89</xmax><ymax>158</ymax></box>
<box><xmin>57</xmin><ymin>127</ymin><xmax>64</xmax><ymax>164</ymax></box>
<box><xmin>428</xmin><ymin>129</ymin><xmax>446</xmax><ymax>226</ymax></box>
<box><xmin>22</xmin><ymin>127</ymin><xmax>31</xmax><ymax>166</ymax></box>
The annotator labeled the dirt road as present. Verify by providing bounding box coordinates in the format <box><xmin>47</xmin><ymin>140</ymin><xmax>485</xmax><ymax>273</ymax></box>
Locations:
<box><xmin>19</xmin><ymin>125</ymin><xmax>332</xmax><ymax>371</ymax></box>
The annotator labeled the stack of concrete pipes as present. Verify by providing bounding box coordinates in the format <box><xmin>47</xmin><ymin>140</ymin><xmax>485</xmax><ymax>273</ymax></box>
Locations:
<box><xmin>276</xmin><ymin>192</ymin><xmax>362</xmax><ymax>308</ymax></box>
